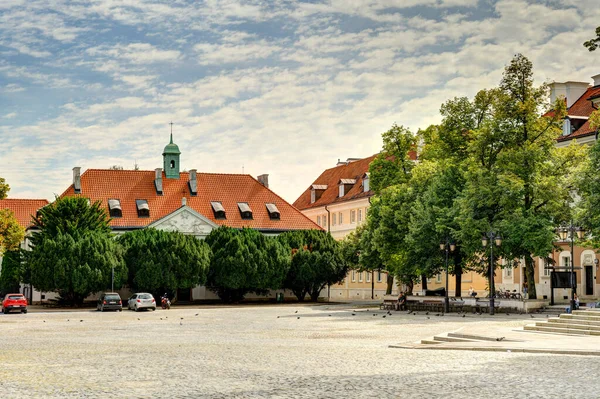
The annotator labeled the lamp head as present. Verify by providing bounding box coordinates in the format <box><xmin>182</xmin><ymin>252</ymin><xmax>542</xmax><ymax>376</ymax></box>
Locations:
<box><xmin>449</xmin><ymin>242</ymin><xmax>456</xmax><ymax>252</ymax></box>
<box><xmin>494</xmin><ymin>234</ymin><xmax>502</xmax><ymax>247</ymax></box>
<box><xmin>439</xmin><ymin>242</ymin><xmax>445</xmax><ymax>251</ymax></box>
<box><xmin>481</xmin><ymin>235</ymin><xmax>488</xmax><ymax>248</ymax></box>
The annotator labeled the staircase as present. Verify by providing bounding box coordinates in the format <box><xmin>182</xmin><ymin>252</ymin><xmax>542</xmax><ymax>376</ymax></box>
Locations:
<box><xmin>420</xmin><ymin>332</ymin><xmax>507</xmax><ymax>345</ymax></box>
<box><xmin>524</xmin><ymin>309</ymin><xmax>600</xmax><ymax>336</ymax></box>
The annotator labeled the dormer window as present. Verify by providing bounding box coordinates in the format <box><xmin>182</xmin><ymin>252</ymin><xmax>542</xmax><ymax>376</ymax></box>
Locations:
<box><xmin>266</xmin><ymin>203</ymin><xmax>280</xmax><ymax>220</ymax></box>
<box><xmin>310</xmin><ymin>184</ymin><xmax>327</xmax><ymax>204</ymax></box>
<box><xmin>136</xmin><ymin>199</ymin><xmax>149</xmax><ymax>218</ymax></box>
<box><xmin>211</xmin><ymin>201</ymin><xmax>226</xmax><ymax>219</ymax></box>
<box><xmin>562</xmin><ymin>118</ymin><xmax>572</xmax><ymax>136</ymax></box>
<box><xmin>238</xmin><ymin>202</ymin><xmax>253</xmax><ymax>219</ymax></box>
<box><xmin>108</xmin><ymin>199</ymin><xmax>122</xmax><ymax>218</ymax></box>
<box><xmin>363</xmin><ymin>173</ymin><xmax>370</xmax><ymax>192</ymax></box>
<box><xmin>338</xmin><ymin>179</ymin><xmax>356</xmax><ymax>197</ymax></box>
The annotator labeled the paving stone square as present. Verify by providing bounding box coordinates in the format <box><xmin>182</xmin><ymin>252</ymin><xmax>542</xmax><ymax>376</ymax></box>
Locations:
<box><xmin>0</xmin><ymin>304</ymin><xmax>598</xmax><ymax>398</ymax></box>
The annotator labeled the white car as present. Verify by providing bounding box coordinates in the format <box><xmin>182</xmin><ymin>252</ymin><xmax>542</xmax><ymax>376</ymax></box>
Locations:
<box><xmin>127</xmin><ymin>293</ymin><xmax>156</xmax><ymax>311</ymax></box>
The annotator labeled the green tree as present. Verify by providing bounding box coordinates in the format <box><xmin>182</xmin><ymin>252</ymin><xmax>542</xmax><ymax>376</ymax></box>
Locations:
<box><xmin>205</xmin><ymin>227</ymin><xmax>289</xmax><ymax>302</ymax></box>
<box><xmin>279</xmin><ymin>230</ymin><xmax>347</xmax><ymax>301</ymax></box>
<box><xmin>117</xmin><ymin>228</ymin><xmax>211</xmax><ymax>300</ymax></box>
<box><xmin>27</xmin><ymin>196</ymin><xmax>125</xmax><ymax>305</ymax></box>
<box><xmin>0</xmin><ymin>178</ymin><xmax>25</xmax><ymax>255</ymax></box>
<box><xmin>0</xmin><ymin>249</ymin><xmax>24</xmax><ymax>295</ymax></box>
<box><xmin>584</xmin><ymin>27</ymin><xmax>600</xmax><ymax>51</ymax></box>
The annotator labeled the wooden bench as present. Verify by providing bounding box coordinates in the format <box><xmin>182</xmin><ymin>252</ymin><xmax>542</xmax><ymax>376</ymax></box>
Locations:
<box><xmin>381</xmin><ymin>295</ymin><xmax>397</xmax><ymax>310</ymax></box>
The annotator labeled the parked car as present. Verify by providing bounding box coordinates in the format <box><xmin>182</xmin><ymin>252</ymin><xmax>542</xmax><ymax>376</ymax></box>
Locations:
<box><xmin>97</xmin><ymin>292</ymin><xmax>123</xmax><ymax>312</ymax></box>
<box><xmin>2</xmin><ymin>293</ymin><xmax>28</xmax><ymax>314</ymax></box>
<box><xmin>127</xmin><ymin>293</ymin><xmax>156</xmax><ymax>311</ymax></box>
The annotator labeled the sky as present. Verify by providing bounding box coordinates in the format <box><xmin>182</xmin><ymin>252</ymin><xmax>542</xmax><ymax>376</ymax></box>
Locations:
<box><xmin>1</xmin><ymin>0</ymin><xmax>599</xmax><ymax>204</ymax></box>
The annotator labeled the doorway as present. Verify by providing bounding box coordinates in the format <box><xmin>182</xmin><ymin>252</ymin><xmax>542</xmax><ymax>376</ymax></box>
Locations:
<box><xmin>585</xmin><ymin>266</ymin><xmax>594</xmax><ymax>296</ymax></box>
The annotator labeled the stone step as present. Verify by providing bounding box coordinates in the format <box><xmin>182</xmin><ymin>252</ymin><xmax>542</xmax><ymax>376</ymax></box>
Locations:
<box><xmin>543</xmin><ymin>321</ymin><xmax>600</xmax><ymax>332</ymax></box>
<box><xmin>573</xmin><ymin>309</ymin><xmax>600</xmax><ymax>315</ymax></box>
<box><xmin>524</xmin><ymin>324</ymin><xmax>600</xmax><ymax>336</ymax></box>
<box><xmin>447</xmin><ymin>332</ymin><xmax>505</xmax><ymax>342</ymax></box>
<box><xmin>432</xmin><ymin>336</ymin><xmax>476</xmax><ymax>343</ymax></box>
<box><xmin>552</xmin><ymin>317</ymin><xmax>600</xmax><ymax>327</ymax></box>
<box><xmin>560</xmin><ymin>314</ymin><xmax>600</xmax><ymax>322</ymax></box>
<box><xmin>420</xmin><ymin>339</ymin><xmax>442</xmax><ymax>345</ymax></box>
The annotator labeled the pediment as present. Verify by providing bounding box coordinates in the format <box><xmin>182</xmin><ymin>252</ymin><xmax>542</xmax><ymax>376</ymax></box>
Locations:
<box><xmin>148</xmin><ymin>206</ymin><xmax>217</xmax><ymax>236</ymax></box>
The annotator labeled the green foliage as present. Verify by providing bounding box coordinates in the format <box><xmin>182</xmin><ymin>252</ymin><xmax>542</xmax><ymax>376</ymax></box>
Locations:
<box><xmin>0</xmin><ymin>249</ymin><xmax>24</xmax><ymax>295</ymax></box>
<box><xmin>28</xmin><ymin>231</ymin><xmax>125</xmax><ymax>305</ymax></box>
<box><xmin>205</xmin><ymin>227</ymin><xmax>289</xmax><ymax>302</ymax></box>
<box><xmin>117</xmin><ymin>228</ymin><xmax>211</xmax><ymax>299</ymax></box>
<box><xmin>584</xmin><ymin>26</ymin><xmax>600</xmax><ymax>51</ymax></box>
<box><xmin>0</xmin><ymin>177</ymin><xmax>8</xmax><ymax>200</ymax></box>
<box><xmin>26</xmin><ymin>196</ymin><xmax>123</xmax><ymax>305</ymax></box>
<box><xmin>279</xmin><ymin>230</ymin><xmax>347</xmax><ymax>301</ymax></box>
<box><xmin>0</xmin><ymin>209</ymin><xmax>25</xmax><ymax>256</ymax></box>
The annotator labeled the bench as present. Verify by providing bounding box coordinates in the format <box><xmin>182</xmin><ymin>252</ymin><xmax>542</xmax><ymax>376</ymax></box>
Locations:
<box><xmin>381</xmin><ymin>295</ymin><xmax>397</xmax><ymax>310</ymax></box>
<box><xmin>474</xmin><ymin>300</ymin><xmax>501</xmax><ymax>313</ymax></box>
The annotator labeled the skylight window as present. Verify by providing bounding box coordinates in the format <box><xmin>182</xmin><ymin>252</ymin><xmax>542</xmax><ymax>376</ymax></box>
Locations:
<box><xmin>211</xmin><ymin>201</ymin><xmax>226</xmax><ymax>219</ymax></box>
<box><xmin>238</xmin><ymin>202</ymin><xmax>253</xmax><ymax>219</ymax></box>
<box><xmin>266</xmin><ymin>203</ymin><xmax>280</xmax><ymax>220</ymax></box>
<box><xmin>108</xmin><ymin>199</ymin><xmax>122</xmax><ymax>218</ymax></box>
<box><xmin>136</xmin><ymin>199</ymin><xmax>149</xmax><ymax>218</ymax></box>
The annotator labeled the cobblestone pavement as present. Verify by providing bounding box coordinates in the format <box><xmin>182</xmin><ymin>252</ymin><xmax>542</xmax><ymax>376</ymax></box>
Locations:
<box><xmin>1</xmin><ymin>304</ymin><xmax>598</xmax><ymax>398</ymax></box>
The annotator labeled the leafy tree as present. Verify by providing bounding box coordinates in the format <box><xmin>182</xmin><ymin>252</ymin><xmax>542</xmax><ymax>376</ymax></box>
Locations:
<box><xmin>118</xmin><ymin>228</ymin><xmax>211</xmax><ymax>300</ymax></box>
<box><xmin>0</xmin><ymin>249</ymin><xmax>24</xmax><ymax>295</ymax></box>
<box><xmin>27</xmin><ymin>196</ymin><xmax>125</xmax><ymax>305</ymax></box>
<box><xmin>205</xmin><ymin>227</ymin><xmax>289</xmax><ymax>302</ymax></box>
<box><xmin>584</xmin><ymin>27</ymin><xmax>600</xmax><ymax>51</ymax></box>
<box><xmin>279</xmin><ymin>230</ymin><xmax>347</xmax><ymax>301</ymax></box>
<box><xmin>0</xmin><ymin>178</ymin><xmax>25</xmax><ymax>255</ymax></box>
<box><xmin>28</xmin><ymin>231</ymin><xmax>125</xmax><ymax>305</ymax></box>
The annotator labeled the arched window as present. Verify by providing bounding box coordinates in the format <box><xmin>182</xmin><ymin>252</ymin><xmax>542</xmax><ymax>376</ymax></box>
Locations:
<box><xmin>170</xmin><ymin>160</ymin><xmax>175</xmax><ymax>169</ymax></box>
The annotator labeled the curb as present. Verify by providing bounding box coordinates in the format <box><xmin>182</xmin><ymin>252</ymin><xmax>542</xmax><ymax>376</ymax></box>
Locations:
<box><xmin>389</xmin><ymin>344</ymin><xmax>600</xmax><ymax>357</ymax></box>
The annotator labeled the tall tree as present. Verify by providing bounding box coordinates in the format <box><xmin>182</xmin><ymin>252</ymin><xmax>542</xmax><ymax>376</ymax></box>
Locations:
<box><xmin>584</xmin><ymin>27</ymin><xmax>600</xmax><ymax>51</ymax></box>
<box><xmin>0</xmin><ymin>178</ymin><xmax>25</xmax><ymax>255</ymax></box>
<box><xmin>26</xmin><ymin>196</ymin><xmax>125</xmax><ymax>305</ymax></box>
<box><xmin>0</xmin><ymin>249</ymin><xmax>23</xmax><ymax>295</ymax></box>
<box><xmin>118</xmin><ymin>228</ymin><xmax>211</xmax><ymax>300</ymax></box>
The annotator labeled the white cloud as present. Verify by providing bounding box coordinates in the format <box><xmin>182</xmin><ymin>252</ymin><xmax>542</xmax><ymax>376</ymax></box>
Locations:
<box><xmin>87</xmin><ymin>43</ymin><xmax>181</xmax><ymax>64</ymax></box>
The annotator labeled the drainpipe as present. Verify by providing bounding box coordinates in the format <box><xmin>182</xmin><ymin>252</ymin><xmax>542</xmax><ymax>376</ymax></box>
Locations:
<box><xmin>325</xmin><ymin>205</ymin><xmax>331</xmax><ymax>301</ymax></box>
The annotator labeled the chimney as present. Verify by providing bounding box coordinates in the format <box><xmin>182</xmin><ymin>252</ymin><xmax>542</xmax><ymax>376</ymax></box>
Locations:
<box><xmin>182</xmin><ymin>197</ymin><xmax>187</xmax><ymax>206</ymax></box>
<box><xmin>593</xmin><ymin>74</ymin><xmax>600</xmax><ymax>87</ymax></box>
<box><xmin>188</xmin><ymin>169</ymin><xmax>197</xmax><ymax>196</ymax></box>
<box><xmin>549</xmin><ymin>81</ymin><xmax>590</xmax><ymax>108</ymax></box>
<box><xmin>155</xmin><ymin>168</ymin><xmax>163</xmax><ymax>195</ymax></box>
<box><xmin>73</xmin><ymin>167</ymin><xmax>81</xmax><ymax>194</ymax></box>
<box><xmin>257</xmin><ymin>174</ymin><xmax>269</xmax><ymax>188</ymax></box>
<box><xmin>336</xmin><ymin>159</ymin><xmax>346</xmax><ymax>166</ymax></box>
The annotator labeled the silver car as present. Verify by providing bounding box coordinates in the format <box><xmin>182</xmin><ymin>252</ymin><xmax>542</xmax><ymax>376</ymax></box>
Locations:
<box><xmin>127</xmin><ymin>293</ymin><xmax>156</xmax><ymax>311</ymax></box>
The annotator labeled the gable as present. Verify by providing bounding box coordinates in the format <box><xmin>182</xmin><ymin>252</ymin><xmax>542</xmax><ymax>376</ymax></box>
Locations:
<box><xmin>148</xmin><ymin>206</ymin><xmax>218</xmax><ymax>236</ymax></box>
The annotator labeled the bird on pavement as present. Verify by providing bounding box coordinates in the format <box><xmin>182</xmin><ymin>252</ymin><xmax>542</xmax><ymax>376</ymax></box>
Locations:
<box><xmin>425</xmin><ymin>312</ymin><xmax>429</xmax><ymax>315</ymax></box>
<box><xmin>462</xmin><ymin>314</ymin><xmax>466</xmax><ymax>318</ymax></box>
<box><xmin>382</xmin><ymin>315</ymin><xmax>386</xmax><ymax>318</ymax></box>
<box><xmin>297</xmin><ymin>317</ymin><xmax>300</xmax><ymax>319</ymax></box>
<box><xmin>137</xmin><ymin>318</ymin><xmax>140</xmax><ymax>321</ymax></box>
<box><xmin>80</xmin><ymin>320</ymin><xmax>83</xmax><ymax>322</ymax></box>
<box><xmin>277</xmin><ymin>316</ymin><xmax>280</xmax><ymax>318</ymax></box>
<box><xmin>496</xmin><ymin>337</ymin><xmax>505</xmax><ymax>341</ymax></box>
<box><xmin>180</xmin><ymin>317</ymin><xmax>184</xmax><ymax>320</ymax></box>
<box><xmin>180</xmin><ymin>321</ymin><xmax>182</xmax><ymax>325</ymax></box>
<box><xmin>295</xmin><ymin>311</ymin><xmax>298</xmax><ymax>314</ymax></box>
<box><xmin>530</xmin><ymin>315</ymin><xmax>535</xmax><ymax>318</ymax></box>
<box><xmin>328</xmin><ymin>314</ymin><xmax>331</xmax><ymax>317</ymax></box>
<box><xmin>506</xmin><ymin>313</ymin><xmax>510</xmax><ymax>316</ymax></box>
<box><xmin>195</xmin><ymin>313</ymin><xmax>199</xmax><ymax>316</ymax></box>
<box><xmin>427</xmin><ymin>317</ymin><xmax>430</xmax><ymax>319</ymax></box>
<box><xmin>351</xmin><ymin>313</ymin><xmax>356</xmax><ymax>316</ymax></box>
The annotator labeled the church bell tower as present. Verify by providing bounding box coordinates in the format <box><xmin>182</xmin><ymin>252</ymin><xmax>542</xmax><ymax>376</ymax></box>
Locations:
<box><xmin>163</xmin><ymin>131</ymin><xmax>181</xmax><ymax>179</ymax></box>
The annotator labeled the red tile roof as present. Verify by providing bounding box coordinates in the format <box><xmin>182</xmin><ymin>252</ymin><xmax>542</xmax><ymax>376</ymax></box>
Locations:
<box><xmin>557</xmin><ymin>85</ymin><xmax>600</xmax><ymax>142</ymax></box>
<box><xmin>60</xmin><ymin>170</ymin><xmax>320</xmax><ymax>231</ymax></box>
<box><xmin>0</xmin><ymin>199</ymin><xmax>49</xmax><ymax>229</ymax></box>
<box><xmin>293</xmin><ymin>155</ymin><xmax>378</xmax><ymax>210</ymax></box>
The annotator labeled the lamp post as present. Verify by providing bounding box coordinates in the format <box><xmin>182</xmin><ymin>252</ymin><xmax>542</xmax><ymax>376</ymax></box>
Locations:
<box><xmin>482</xmin><ymin>231</ymin><xmax>502</xmax><ymax>315</ymax></box>
<box><xmin>439</xmin><ymin>239</ymin><xmax>456</xmax><ymax>313</ymax></box>
<box><xmin>557</xmin><ymin>221</ymin><xmax>585</xmax><ymax>313</ymax></box>
<box><xmin>111</xmin><ymin>266</ymin><xmax>114</xmax><ymax>292</ymax></box>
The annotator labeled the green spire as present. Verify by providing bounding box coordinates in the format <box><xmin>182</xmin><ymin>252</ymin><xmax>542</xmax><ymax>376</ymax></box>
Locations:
<box><xmin>163</xmin><ymin>131</ymin><xmax>181</xmax><ymax>179</ymax></box>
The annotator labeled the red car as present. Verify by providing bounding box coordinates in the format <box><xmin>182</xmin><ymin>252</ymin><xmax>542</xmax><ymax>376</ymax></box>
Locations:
<box><xmin>2</xmin><ymin>293</ymin><xmax>28</xmax><ymax>314</ymax></box>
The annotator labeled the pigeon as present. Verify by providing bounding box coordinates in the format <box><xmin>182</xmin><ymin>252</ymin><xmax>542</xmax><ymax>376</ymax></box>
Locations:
<box><xmin>43</xmin><ymin>320</ymin><xmax>46</xmax><ymax>323</ymax></box>
<box><xmin>407</xmin><ymin>310</ymin><xmax>412</xmax><ymax>314</ymax></box>
<box><xmin>328</xmin><ymin>314</ymin><xmax>331</xmax><ymax>317</ymax></box>
<box><xmin>137</xmin><ymin>318</ymin><xmax>140</xmax><ymax>321</ymax></box>
<box><xmin>195</xmin><ymin>313</ymin><xmax>199</xmax><ymax>316</ymax></box>
<box><xmin>277</xmin><ymin>316</ymin><xmax>280</xmax><ymax>318</ymax></box>
<box><xmin>462</xmin><ymin>314</ymin><xmax>466</xmax><ymax>318</ymax></box>
<box><xmin>180</xmin><ymin>321</ymin><xmax>182</xmax><ymax>325</ymax></box>
<box><xmin>546</xmin><ymin>315</ymin><xmax>549</xmax><ymax>318</ymax></box>
<box><xmin>435</xmin><ymin>314</ymin><xmax>440</xmax><ymax>317</ymax></box>
<box><xmin>496</xmin><ymin>337</ymin><xmax>505</xmax><ymax>341</ymax></box>
<box><xmin>80</xmin><ymin>320</ymin><xmax>83</xmax><ymax>322</ymax></box>
<box><xmin>295</xmin><ymin>311</ymin><xmax>298</xmax><ymax>314</ymax></box>
<box><xmin>427</xmin><ymin>317</ymin><xmax>430</xmax><ymax>319</ymax></box>
<box><xmin>180</xmin><ymin>317</ymin><xmax>184</xmax><ymax>320</ymax></box>
<box><xmin>160</xmin><ymin>318</ymin><xmax>163</xmax><ymax>320</ymax></box>
<box><xmin>165</xmin><ymin>317</ymin><xmax>168</xmax><ymax>319</ymax></box>
<box><xmin>297</xmin><ymin>316</ymin><xmax>300</xmax><ymax>319</ymax></box>
<box><xmin>530</xmin><ymin>314</ymin><xmax>535</xmax><ymax>318</ymax></box>
<box><xmin>373</xmin><ymin>314</ymin><xmax>377</xmax><ymax>316</ymax></box>
<box><xmin>506</xmin><ymin>313</ymin><xmax>510</xmax><ymax>316</ymax></box>
<box><xmin>425</xmin><ymin>312</ymin><xmax>429</xmax><ymax>315</ymax></box>
<box><xmin>413</xmin><ymin>312</ymin><xmax>417</xmax><ymax>316</ymax></box>
<box><xmin>67</xmin><ymin>319</ymin><xmax>70</xmax><ymax>322</ymax></box>
<box><xmin>382</xmin><ymin>315</ymin><xmax>386</xmax><ymax>318</ymax></box>
<box><xmin>351</xmin><ymin>313</ymin><xmax>356</xmax><ymax>316</ymax></box>
<box><xmin>366</xmin><ymin>309</ymin><xmax>369</xmax><ymax>312</ymax></box>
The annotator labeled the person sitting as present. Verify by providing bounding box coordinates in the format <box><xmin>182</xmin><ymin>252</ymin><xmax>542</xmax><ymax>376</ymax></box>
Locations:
<box><xmin>396</xmin><ymin>292</ymin><xmax>407</xmax><ymax>311</ymax></box>
<box><xmin>468</xmin><ymin>286</ymin><xmax>477</xmax><ymax>297</ymax></box>
<box><xmin>574</xmin><ymin>293</ymin><xmax>580</xmax><ymax>310</ymax></box>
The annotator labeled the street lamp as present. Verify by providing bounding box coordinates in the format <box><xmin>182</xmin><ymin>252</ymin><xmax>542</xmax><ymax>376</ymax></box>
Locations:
<box><xmin>557</xmin><ymin>221</ymin><xmax>585</xmax><ymax>313</ymax></box>
<box><xmin>482</xmin><ymin>231</ymin><xmax>502</xmax><ymax>315</ymax></box>
<box><xmin>439</xmin><ymin>239</ymin><xmax>456</xmax><ymax>313</ymax></box>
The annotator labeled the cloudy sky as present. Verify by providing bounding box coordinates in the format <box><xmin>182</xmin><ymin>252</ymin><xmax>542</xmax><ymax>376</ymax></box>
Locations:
<box><xmin>1</xmin><ymin>0</ymin><xmax>599</xmax><ymax>204</ymax></box>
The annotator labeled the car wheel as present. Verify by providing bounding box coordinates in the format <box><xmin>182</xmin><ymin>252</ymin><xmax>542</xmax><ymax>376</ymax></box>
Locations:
<box><xmin>22</xmin><ymin>309</ymin><xmax>27</xmax><ymax>314</ymax></box>
<box><xmin>135</xmin><ymin>305</ymin><xmax>139</xmax><ymax>312</ymax></box>
<box><xmin>152</xmin><ymin>307</ymin><xmax>156</xmax><ymax>311</ymax></box>
<box><xmin>2</xmin><ymin>308</ymin><xmax>7</xmax><ymax>314</ymax></box>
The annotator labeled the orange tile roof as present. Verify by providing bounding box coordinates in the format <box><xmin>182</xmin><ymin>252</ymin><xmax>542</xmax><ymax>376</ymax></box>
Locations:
<box><xmin>60</xmin><ymin>170</ymin><xmax>320</xmax><ymax>231</ymax></box>
<box><xmin>558</xmin><ymin>85</ymin><xmax>600</xmax><ymax>142</ymax></box>
<box><xmin>0</xmin><ymin>199</ymin><xmax>49</xmax><ymax>229</ymax></box>
<box><xmin>293</xmin><ymin>155</ymin><xmax>378</xmax><ymax>210</ymax></box>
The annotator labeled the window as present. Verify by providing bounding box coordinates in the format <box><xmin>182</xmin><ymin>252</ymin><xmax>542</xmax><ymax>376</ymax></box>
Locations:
<box><xmin>358</xmin><ymin>209</ymin><xmax>362</xmax><ymax>223</ymax></box>
<box><xmin>211</xmin><ymin>201</ymin><xmax>226</xmax><ymax>219</ymax></box>
<box><xmin>436</xmin><ymin>274</ymin><xmax>442</xmax><ymax>283</ymax></box>
<box><xmin>339</xmin><ymin>212</ymin><xmax>343</xmax><ymax>224</ymax></box>
<box><xmin>562</xmin><ymin>256</ymin><xmax>570</xmax><ymax>268</ymax></box>
<box><xmin>170</xmin><ymin>160</ymin><xmax>175</xmax><ymax>169</ymax></box>
<box><xmin>358</xmin><ymin>272</ymin><xmax>363</xmax><ymax>282</ymax></box>
<box><xmin>562</xmin><ymin>118</ymin><xmax>572</xmax><ymax>136</ymax></box>
<box><xmin>265</xmin><ymin>203</ymin><xmax>280</xmax><ymax>220</ymax></box>
<box><xmin>136</xmin><ymin>199</ymin><xmax>149</xmax><ymax>218</ymax></box>
<box><xmin>366</xmin><ymin>272</ymin><xmax>371</xmax><ymax>283</ymax></box>
<box><xmin>351</xmin><ymin>270</ymin><xmax>356</xmax><ymax>282</ymax></box>
<box><xmin>332</xmin><ymin>213</ymin><xmax>337</xmax><ymax>226</ymax></box>
<box><xmin>237</xmin><ymin>202</ymin><xmax>253</xmax><ymax>219</ymax></box>
<box><xmin>363</xmin><ymin>173</ymin><xmax>370</xmax><ymax>192</ymax></box>
<box><xmin>108</xmin><ymin>199</ymin><xmax>122</xmax><ymax>218</ymax></box>
<box><xmin>322</xmin><ymin>215</ymin><xmax>327</xmax><ymax>227</ymax></box>
<box><xmin>311</xmin><ymin>190</ymin><xmax>316</xmax><ymax>204</ymax></box>
<box><xmin>317</xmin><ymin>215</ymin><xmax>321</xmax><ymax>226</ymax></box>
<box><xmin>350</xmin><ymin>210</ymin><xmax>356</xmax><ymax>223</ymax></box>
<box><xmin>377</xmin><ymin>271</ymin><xmax>383</xmax><ymax>282</ymax></box>
<box><xmin>506</xmin><ymin>267</ymin><xmax>512</xmax><ymax>277</ymax></box>
<box><xmin>339</xmin><ymin>185</ymin><xmax>345</xmax><ymax>198</ymax></box>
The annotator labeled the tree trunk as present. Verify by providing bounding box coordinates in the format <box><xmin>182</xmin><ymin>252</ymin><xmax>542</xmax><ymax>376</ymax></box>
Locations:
<box><xmin>421</xmin><ymin>274</ymin><xmax>428</xmax><ymax>291</ymax></box>
<box><xmin>386</xmin><ymin>273</ymin><xmax>394</xmax><ymax>295</ymax></box>
<box><xmin>454</xmin><ymin>263</ymin><xmax>462</xmax><ymax>298</ymax></box>
<box><xmin>525</xmin><ymin>255</ymin><xmax>537</xmax><ymax>299</ymax></box>
<box><xmin>371</xmin><ymin>271</ymin><xmax>374</xmax><ymax>299</ymax></box>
